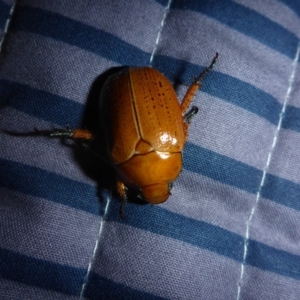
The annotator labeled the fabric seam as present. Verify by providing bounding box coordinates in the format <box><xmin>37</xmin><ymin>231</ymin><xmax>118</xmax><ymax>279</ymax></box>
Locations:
<box><xmin>236</xmin><ymin>42</ymin><xmax>300</xmax><ymax>300</ymax></box>
<box><xmin>79</xmin><ymin>194</ymin><xmax>110</xmax><ymax>299</ymax></box>
<box><xmin>149</xmin><ymin>0</ymin><xmax>172</xmax><ymax>66</ymax></box>
<box><xmin>0</xmin><ymin>0</ymin><xmax>17</xmax><ymax>54</ymax></box>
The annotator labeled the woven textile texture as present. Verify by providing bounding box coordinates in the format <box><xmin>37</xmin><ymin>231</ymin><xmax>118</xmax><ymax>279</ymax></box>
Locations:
<box><xmin>1</xmin><ymin>0</ymin><xmax>300</xmax><ymax>299</ymax></box>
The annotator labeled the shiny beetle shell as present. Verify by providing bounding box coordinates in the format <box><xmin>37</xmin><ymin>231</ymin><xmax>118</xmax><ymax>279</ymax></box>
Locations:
<box><xmin>101</xmin><ymin>68</ymin><xmax>185</xmax><ymax>162</ymax></box>
<box><xmin>100</xmin><ymin>54</ymin><xmax>218</xmax><ymax>204</ymax></box>
<box><xmin>100</xmin><ymin>67</ymin><xmax>184</xmax><ymax>204</ymax></box>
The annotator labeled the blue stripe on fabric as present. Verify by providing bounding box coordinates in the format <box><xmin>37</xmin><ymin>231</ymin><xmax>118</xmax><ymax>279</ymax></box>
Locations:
<box><xmin>168</xmin><ymin>0</ymin><xmax>298</xmax><ymax>59</ymax></box>
<box><xmin>10</xmin><ymin>5</ymin><xmax>149</xmax><ymax>66</ymax></box>
<box><xmin>154</xmin><ymin>55</ymin><xmax>300</xmax><ymax>132</ymax></box>
<box><xmin>261</xmin><ymin>173</ymin><xmax>300</xmax><ymax>211</ymax></box>
<box><xmin>3</xmin><ymin>67</ymin><xmax>300</xmax><ymax>135</ymax></box>
<box><xmin>108</xmin><ymin>200</ymin><xmax>245</xmax><ymax>262</ymax></box>
<box><xmin>6</xmin><ymin>6</ymin><xmax>300</xmax><ymax>132</ymax></box>
<box><xmin>2</xmin><ymin>160</ymin><xmax>300</xmax><ymax>281</ymax></box>
<box><xmin>2</xmin><ymin>139</ymin><xmax>300</xmax><ymax>214</ymax></box>
<box><xmin>0</xmin><ymin>1</ymin><xmax>10</xmax><ymax>31</ymax></box>
<box><xmin>0</xmin><ymin>80</ymin><xmax>83</xmax><ymax>128</ymax></box>
<box><xmin>0</xmin><ymin>247</ymin><xmax>85</xmax><ymax>296</ymax></box>
<box><xmin>4</xmin><ymin>66</ymin><xmax>300</xmax><ymax>136</ymax></box>
<box><xmin>153</xmin><ymin>55</ymin><xmax>284</xmax><ymax>129</ymax></box>
<box><xmin>0</xmin><ymin>158</ymin><xmax>99</xmax><ymax>215</ymax></box>
<box><xmin>107</xmin><ymin>200</ymin><xmax>300</xmax><ymax>281</ymax></box>
<box><xmin>3</xmin><ymin>73</ymin><xmax>300</xmax><ymax>134</ymax></box>
<box><xmin>282</xmin><ymin>105</ymin><xmax>300</xmax><ymax>131</ymax></box>
<box><xmin>184</xmin><ymin>143</ymin><xmax>300</xmax><ymax>213</ymax></box>
<box><xmin>184</xmin><ymin>142</ymin><xmax>262</xmax><ymax>194</ymax></box>
<box><xmin>247</xmin><ymin>239</ymin><xmax>300</xmax><ymax>281</ymax></box>
<box><xmin>85</xmin><ymin>272</ymin><xmax>167</xmax><ymax>300</ymax></box>
<box><xmin>279</xmin><ymin>0</ymin><xmax>300</xmax><ymax>18</ymax></box>
<box><xmin>155</xmin><ymin>0</ymin><xmax>169</xmax><ymax>6</ymax></box>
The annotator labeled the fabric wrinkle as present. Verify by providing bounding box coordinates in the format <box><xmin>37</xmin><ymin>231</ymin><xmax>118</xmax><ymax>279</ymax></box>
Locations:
<box><xmin>79</xmin><ymin>193</ymin><xmax>111</xmax><ymax>299</ymax></box>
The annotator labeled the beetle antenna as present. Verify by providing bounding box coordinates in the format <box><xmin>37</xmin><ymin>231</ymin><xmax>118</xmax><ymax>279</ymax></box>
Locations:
<box><xmin>195</xmin><ymin>52</ymin><xmax>219</xmax><ymax>84</ymax></box>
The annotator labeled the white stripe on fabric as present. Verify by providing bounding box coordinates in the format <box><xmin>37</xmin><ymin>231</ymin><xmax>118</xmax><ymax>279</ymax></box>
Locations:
<box><xmin>21</xmin><ymin>0</ymin><xmax>165</xmax><ymax>53</ymax></box>
<box><xmin>0</xmin><ymin>31</ymin><xmax>115</xmax><ymax>104</ymax></box>
<box><xmin>80</xmin><ymin>191</ymin><xmax>110</xmax><ymax>300</ymax></box>
<box><xmin>251</xmin><ymin>197</ymin><xmax>300</xmax><ymax>256</ymax></box>
<box><xmin>95</xmin><ymin>221</ymin><xmax>241</xmax><ymax>300</ymax></box>
<box><xmin>149</xmin><ymin>0</ymin><xmax>172</xmax><ymax>65</ymax></box>
<box><xmin>268</xmin><ymin>128</ymin><xmax>300</xmax><ymax>183</ymax></box>
<box><xmin>237</xmin><ymin>42</ymin><xmax>300</xmax><ymax>300</ymax></box>
<box><xmin>234</xmin><ymin>0</ymin><xmax>300</xmax><ymax>39</ymax></box>
<box><xmin>0</xmin><ymin>0</ymin><xmax>16</xmax><ymax>53</ymax></box>
<box><xmin>288</xmin><ymin>64</ymin><xmax>300</xmax><ymax>108</ymax></box>
<box><xmin>0</xmin><ymin>279</ymin><xmax>79</xmax><ymax>300</ymax></box>
<box><xmin>0</xmin><ymin>108</ymin><xmax>95</xmax><ymax>184</ymax></box>
<box><xmin>163</xmin><ymin>171</ymin><xmax>255</xmax><ymax>236</ymax></box>
<box><xmin>238</xmin><ymin>265</ymin><xmax>300</xmax><ymax>300</ymax></box>
<box><xmin>0</xmin><ymin>188</ymin><xmax>99</xmax><ymax>268</ymax></box>
<box><xmin>157</xmin><ymin>10</ymin><xmax>292</xmax><ymax>103</ymax></box>
<box><xmin>187</xmin><ymin>92</ymin><xmax>277</xmax><ymax>170</ymax></box>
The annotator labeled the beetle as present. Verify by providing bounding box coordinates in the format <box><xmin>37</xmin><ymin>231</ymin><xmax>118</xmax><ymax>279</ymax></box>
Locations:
<box><xmin>36</xmin><ymin>53</ymin><xmax>218</xmax><ymax>216</ymax></box>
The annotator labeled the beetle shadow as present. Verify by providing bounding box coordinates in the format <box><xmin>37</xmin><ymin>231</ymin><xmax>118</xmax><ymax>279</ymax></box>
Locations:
<box><xmin>73</xmin><ymin>66</ymin><xmax>148</xmax><ymax>207</ymax></box>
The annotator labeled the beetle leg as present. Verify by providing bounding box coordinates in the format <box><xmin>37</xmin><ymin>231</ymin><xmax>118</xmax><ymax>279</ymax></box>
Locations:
<box><xmin>181</xmin><ymin>52</ymin><xmax>218</xmax><ymax>115</ymax></box>
<box><xmin>35</xmin><ymin>127</ymin><xmax>94</xmax><ymax>149</ymax></box>
<box><xmin>117</xmin><ymin>181</ymin><xmax>128</xmax><ymax>220</ymax></box>
<box><xmin>35</xmin><ymin>127</ymin><xmax>94</xmax><ymax>139</ymax></box>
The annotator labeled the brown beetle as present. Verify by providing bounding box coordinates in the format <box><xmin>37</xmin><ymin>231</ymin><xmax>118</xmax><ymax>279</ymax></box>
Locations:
<box><xmin>37</xmin><ymin>53</ymin><xmax>218</xmax><ymax>215</ymax></box>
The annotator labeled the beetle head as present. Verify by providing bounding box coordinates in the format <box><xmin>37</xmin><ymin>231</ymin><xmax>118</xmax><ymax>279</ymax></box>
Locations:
<box><xmin>141</xmin><ymin>182</ymin><xmax>172</xmax><ymax>204</ymax></box>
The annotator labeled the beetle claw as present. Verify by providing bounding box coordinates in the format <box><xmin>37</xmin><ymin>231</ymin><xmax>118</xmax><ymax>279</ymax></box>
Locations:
<box><xmin>34</xmin><ymin>127</ymin><xmax>74</xmax><ymax>137</ymax></box>
<box><xmin>184</xmin><ymin>106</ymin><xmax>199</xmax><ymax>123</ymax></box>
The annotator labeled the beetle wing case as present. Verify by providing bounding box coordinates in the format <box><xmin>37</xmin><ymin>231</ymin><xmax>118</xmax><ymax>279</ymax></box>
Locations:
<box><xmin>100</xmin><ymin>67</ymin><xmax>185</xmax><ymax>165</ymax></box>
<box><xmin>100</xmin><ymin>68</ymin><xmax>140</xmax><ymax>164</ymax></box>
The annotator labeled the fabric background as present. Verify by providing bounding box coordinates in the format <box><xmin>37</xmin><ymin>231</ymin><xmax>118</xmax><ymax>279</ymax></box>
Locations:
<box><xmin>1</xmin><ymin>0</ymin><xmax>300</xmax><ymax>299</ymax></box>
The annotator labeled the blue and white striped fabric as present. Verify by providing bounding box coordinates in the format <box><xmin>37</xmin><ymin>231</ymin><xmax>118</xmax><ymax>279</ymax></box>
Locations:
<box><xmin>1</xmin><ymin>1</ymin><xmax>300</xmax><ymax>299</ymax></box>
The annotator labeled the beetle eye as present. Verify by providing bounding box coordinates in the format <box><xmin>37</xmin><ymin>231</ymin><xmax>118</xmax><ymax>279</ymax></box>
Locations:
<box><xmin>168</xmin><ymin>182</ymin><xmax>173</xmax><ymax>192</ymax></box>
